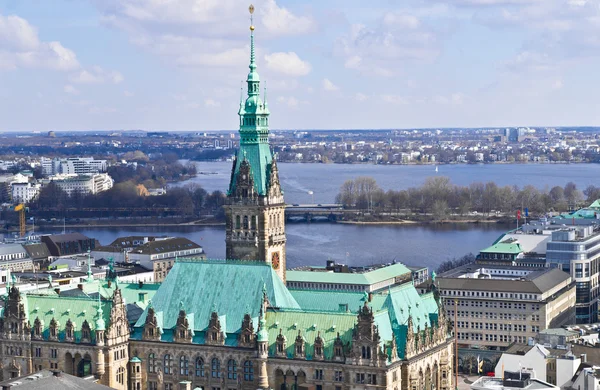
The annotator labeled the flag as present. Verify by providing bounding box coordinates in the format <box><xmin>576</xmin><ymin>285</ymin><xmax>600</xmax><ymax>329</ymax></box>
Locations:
<box><xmin>524</xmin><ymin>208</ymin><xmax>529</xmax><ymax>217</ymax></box>
<box><xmin>517</xmin><ymin>210</ymin><xmax>521</xmax><ymax>219</ymax></box>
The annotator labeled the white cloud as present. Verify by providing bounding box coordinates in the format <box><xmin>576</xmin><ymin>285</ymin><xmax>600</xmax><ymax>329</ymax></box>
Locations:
<box><xmin>355</xmin><ymin>93</ymin><xmax>368</xmax><ymax>101</ymax></box>
<box><xmin>505</xmin><ymin>51</ymin><xmax>553</xmax><ymax>72</ymax></box>
<box><xmin>124</xmin><ymin>90</ymin><xmax>135</xmax><ymax>97</ymax></box>
<box><xmin>260</xmin><ymin>0</ymin><xmax>316</xmax><ymax>36</ymax></box>
<box><xmin>552</xmin><ymin>79</ymin><xmax>564</xmax><ymax>90</ymax></box>
<box><xmin>382</xmin><ymin>12</ymin><xmax>420</xmax><ymax>29</ymax></box>
<box><xmin>176</xmin><ymin>47</ymin><xmax>247</xmax><ymax>67</ymax></box>
<box><xmin>70</xmin><ymin>66</ymin><xmax>124</xmax><ymax>84</ymax></box>
<box><xmin>0</xmin><ymin>14</ymin><xmax>79</xmax><ymax>71</ymax></box>
<box><xmin>63</xmin><ymin>85</ymin><xmax>79</xmax><ymax>95</ymax></box>
<box><xmin>204</xmin><ymin>98</ymin><xmax>221</xmax><ymax>107</ymax></box>
<box><xmin>277</xmin><ymin>96</ymin><xmax>301</xmax><ymax>108</ymax></box>
<box><xmin>89</xmin><ymin>106</ymin><xmax>117</xmax><ymax>114</ymax></box>
<box><xmin>264</xmin><ymin>52</ymin><xmax>311</xmax><ymax>76</ymax></box>
<box><xmin>93</xmin><ymin>0</ymin><xmax>315</xmax><ymax>71</ymax></box>
<box><xmin>322</xmin><ymin>78</ymin><xmax>339</xmax><ymax>92</ymax></box>
<box><xmin>381</xmin><ymin>95</ymin><xmax>409</xmax><ymax>105</ymax></box>
<box><xmin>335</xmin><ymin>13</ymin><xmax>439</xmax><ymax>77</ymax></box>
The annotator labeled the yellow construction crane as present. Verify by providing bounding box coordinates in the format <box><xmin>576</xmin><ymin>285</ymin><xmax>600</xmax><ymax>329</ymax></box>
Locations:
<box><xmin>14</xmin><ymin>204</ymin><xmax>25</xmax><ymax>237</ymax></box>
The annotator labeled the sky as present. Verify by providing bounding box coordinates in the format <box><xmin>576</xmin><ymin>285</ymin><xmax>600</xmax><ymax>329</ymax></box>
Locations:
<box><xmin>1</xmin><ymin>0</ymin><xmax>600</xmax><ymax>132</ymax></box>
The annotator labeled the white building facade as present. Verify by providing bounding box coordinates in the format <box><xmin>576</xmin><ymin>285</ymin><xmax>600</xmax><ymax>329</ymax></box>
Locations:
<box><xmin>41</xmin><ymin>157</ymin><xmax>107</xmax><ymax>176</ymax></box>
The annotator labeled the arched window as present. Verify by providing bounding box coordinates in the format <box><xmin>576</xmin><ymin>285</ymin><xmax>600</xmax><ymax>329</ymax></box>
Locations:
<box><xmin>361</xmin><ymin>346</ymin><xmax>371</xmax><ymax>359</ymax></box>
<box><xmin>251</xmin><ymin>216</ymin><xmax>257</xmax><ymax>230</ymax></box>
<box><xmin>211</xmin><ymin>358</ymin><xmax>220</xmax><ymax>378</ymax></box>
<box><xmin>164</xmin><ymin>354</ymin><xmax>173</xmax><ymax>375</ymax></box>
<box><xmin>235</xmin><ymin>216</ymin><xmax>241</xmax><ymax>229</ymax></box>
<box><xmin>243</xmin><ymin>360</ymin><xmax>254</xmax><ymax>381</ymax></box>
<box><xmin>227</xmin><ymin>359</ymin><xmax>237</xmax><ymax>380</ymax></box>
<box><xmin>195</xmin><ymin>357</ymin><xmax>205</xmax><ymax>377</ymax></box>
<box><xmin>180</xmin><ymin>355</ymin><xmax>189</xmax><ymax>376</ymax></box>
<box><xmin>243</xmin><ymin>216</ymin><xmax>249</xmax><ymax>229</ymax></box>
<box><xmin>148</xmin><ymin>353</ymin><xmax>156</xmax><ymax>373</ymax></box>
<box><xmin>116</xmin><ymin>367</ymin><xmax>125</xmax><ymax>384</ymax></box>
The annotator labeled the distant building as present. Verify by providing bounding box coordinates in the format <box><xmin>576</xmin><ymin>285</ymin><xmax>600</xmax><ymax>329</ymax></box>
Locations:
<box><xmin>11</xmin><ymin>182</ymin><xmax>41</xmax><ymax>204</ymax></box>
<box><xmin>494</xmin><ymin>343</ymin><xmax>582</xmax><ymax>387</ymax></box>
<box><xmin>94</xmin><ymin>236</ymin><xmax>205</xmax><ymax>282</ymax></box>
<box><xmin>434</xmin><ymin>265</ymin><xmax>576</xmax><ymax>350</ymax></box>
<box><xmin>287</xmin><ymin>262</ymin><xmax>415</xmax><ymax>293</ymax></box>
<box><xmin>23</xmin><ymin>243</ymin><xmax>52</xmax><ymax>269</ymax></box>
<box><xmin>41</xmin><ymin>233</ymin><xmax>98</xmax><ymax>257</ymax></box>
<box><xmin>42</xmin><ymin>173</ymin><xmax>114</xmax><ymax>196</ymax></box>
<box><xmin>471</xmin><ymin>370</ymin><xmax>558</xmax><ymax>390</ymax></box>
<box><xmin>0</xmin><ymin>243</ymin><xmax>34</xmax><ymax>272</ymax></box>
<box><xmin>41</xmin><ymin>157</ymin><xmax>107</xmax><ymax>176</ymax></box>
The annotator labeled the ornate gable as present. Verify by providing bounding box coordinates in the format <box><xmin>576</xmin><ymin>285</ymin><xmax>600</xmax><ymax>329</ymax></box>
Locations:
<box><xmin>205</xmin><ymin>309</ymin><xmax>224</xmax><ymax>345</ymax></box>
<box><xmin>237</xmin><ymin>313</ymin><xmax>255</xmax><ymax>348</ymax></box>
<box><xmin>231</xmin><ymin>159</ymin><xmax>257</xmax><ymax>199</ymax></box>
<box><xmin>142</xmin><ymin>305</ymin><xmax>161</xmax><ymax>341</ymax></box>
<box><xmin>174</xmin><ymin>303</ymin><xmax>192</xmax><ymax>343</ymax></box>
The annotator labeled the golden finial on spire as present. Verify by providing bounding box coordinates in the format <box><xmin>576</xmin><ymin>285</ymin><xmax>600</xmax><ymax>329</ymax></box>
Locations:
<box><xmin>249</xmin><ymin>4</ymin><xmax>255</xmax><ymax>31</ymax></box>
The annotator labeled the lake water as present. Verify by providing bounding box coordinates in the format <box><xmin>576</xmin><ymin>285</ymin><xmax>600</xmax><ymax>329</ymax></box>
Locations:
<box><xmin>179</xmin><ymin>162</ymin><xmax>600</xmax><ymax>205</ymax></box>
<box><xmin>40</xmin><ymin>223</ymin><xmax>508</xmax><ymax>271</ymax></box>
<box><xmin>40</xmin><ymin>162</ymin><xmax>600</xmax><ymax>271</ymax></box>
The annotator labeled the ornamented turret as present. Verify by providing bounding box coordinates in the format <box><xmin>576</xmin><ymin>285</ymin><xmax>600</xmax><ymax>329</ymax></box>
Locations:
<box><xmin>256</xmin><ymin>303</ymin><xmax>269</xmax><ymax>390</ymax></box>
<box><xmin>94</xmin><ymin>292</ymin><xmax>106</xmax><ymax>379</ymax></box>
<box><xmin>224</xmin><ymin>3</ymin><xmax>287</xmax><ymax>282</ymax></box>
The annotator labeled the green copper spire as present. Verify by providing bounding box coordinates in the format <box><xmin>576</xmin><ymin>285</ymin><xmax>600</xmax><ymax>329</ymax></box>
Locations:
<box><xmin>86</xmin><ymin>250</ymin><xmax>93</xmax><ymax>283</ymax></box>
<box><xmin>229</xmin><ymin>4</ymin><xmax>274</xmax><ymax>196</ymax></box>
<box><xmin>257</xmin><ymin>306</ymin><xmax>269</xmax><ymax>342</ymax></box>
<box><xmin>95</xmin><ymin>289</ymin><xmax>105</xmax><ymax>331</ymax></box>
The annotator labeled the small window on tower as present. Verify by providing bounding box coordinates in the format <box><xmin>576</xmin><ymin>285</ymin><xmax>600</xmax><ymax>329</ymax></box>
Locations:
<box><xmin>236</xmin><ymin>216</ymin><xmax>241</xmax><ymax>229</ymax></box>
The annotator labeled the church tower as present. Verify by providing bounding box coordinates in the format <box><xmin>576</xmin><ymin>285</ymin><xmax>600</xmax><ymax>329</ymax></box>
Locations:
<box><xmin>225</xmin><ymin>4</ymin><xmax>286</xmax><ymax>282</ymax></box>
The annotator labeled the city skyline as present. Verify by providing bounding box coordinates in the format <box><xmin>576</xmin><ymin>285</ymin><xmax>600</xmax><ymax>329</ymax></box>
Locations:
<box><xmin>1</xmin><ymin>0</ymin><xmax>599</xmax><ymax>131</ymax></box>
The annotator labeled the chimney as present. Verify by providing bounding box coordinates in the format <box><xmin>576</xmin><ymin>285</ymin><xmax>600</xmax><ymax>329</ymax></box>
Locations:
<box><xmin>368</xmin><ymin>292</ymin><xmax>373</xmax><ymax>302</ymax></box>
<box><xmin>179</xmin><ymin>381</ymin><xmax>192</xmax><ymax>390</ymax></box>
<box><xmin>77</xmin><ymin>284</ymin><xmax>83</xmax><ymax>290</ymax></box>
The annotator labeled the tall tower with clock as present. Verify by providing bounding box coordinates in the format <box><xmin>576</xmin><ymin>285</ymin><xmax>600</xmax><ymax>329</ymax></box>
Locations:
<box><xmin>224</xmin><ymin>4</ymin><xmax>287</xmax><ymax>282</ymax></box>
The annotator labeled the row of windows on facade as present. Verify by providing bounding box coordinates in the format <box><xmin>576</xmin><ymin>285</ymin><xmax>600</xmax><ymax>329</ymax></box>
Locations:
<box><xmin>447</xmin><ymin>300</ymin><xmax>541</xmax><ymax>311</ymax></box>
<box><xmin>147</xmin><ymin>355</ymin><xmax>254</xmax><ymax>381</ymax></box>
<box><xmin>241</xmin><ymin>117</ymin><xmax>268</xmax><ymax>127</ymax></box>
<box><xmin>234</xmin><ymin>213</ymin><xmax>283</xmax><ymax>230</ymax></box>
<box><xmin>0</xmin><ymin>253</ymin><xmax>27</xmax><ymax>261</ymax></box>
<box><xmin>457</xmin><ymin>333</ymin><xmax>535</xmax><ymax>343</ymax></box>
<box><xmin>456</xmin><ymin>322</ymin><xmax>533</xmax><ymax>332</ymax></box>
<box><xmin>454</xmin><ymin>312</ymin><xmax>539</xmax><ymax>321</ymax></box>
<box><xmin>443</xmin><ymin>290</ymin><xmax>540</xmax><ymax>301</ymax></box>
<box><xmin>286</xmin><ymin>281</ymin><xmax>365</xmax><ymax>291</ymax></box>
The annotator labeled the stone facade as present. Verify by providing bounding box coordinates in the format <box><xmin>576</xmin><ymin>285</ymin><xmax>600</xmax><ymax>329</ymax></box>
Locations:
<box><xmin>128</xmin><ymin>297</ymin><xmax>454</xmax><ymax>390</ymax></box>
<box><xmin>0</xmin><ymin>284</ymin><xmax>129</xmax><ymax>389</ymax></box>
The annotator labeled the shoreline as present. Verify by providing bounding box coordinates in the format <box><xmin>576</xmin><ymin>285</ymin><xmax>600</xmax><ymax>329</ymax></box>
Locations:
<box><xmin>337</xmin><ymin>219</ymin><xmax>504</xmax><ymax>225</ymax></box>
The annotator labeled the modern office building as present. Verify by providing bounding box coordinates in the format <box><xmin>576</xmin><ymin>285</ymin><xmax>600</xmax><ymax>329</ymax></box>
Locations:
<box><xmin>432</xmin><ymin>265</ymin><xmax>575</xmax><ymax>350</ymax></box>
<box><xmin>41</xmin><ymin>157</ymin><xmax>107</xmax><ymax>176</ymax></box>
<box><xmin>544</xmin><ymin>226</ymin><xmax>600</xmax><ymax>324</ymax></box>
<box><xmin>11</xmin><ymin>182</ymin><xmax>41</xmax><ymax>204</ymax></box>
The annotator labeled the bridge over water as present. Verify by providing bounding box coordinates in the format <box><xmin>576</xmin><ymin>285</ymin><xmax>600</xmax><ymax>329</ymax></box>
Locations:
<box><xmin>285</xmin><ymin>204</ymin><xmax>349</xmax><ymax>222</ymax></box>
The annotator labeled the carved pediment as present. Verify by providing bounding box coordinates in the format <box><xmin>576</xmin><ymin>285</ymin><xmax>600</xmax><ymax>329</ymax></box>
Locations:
<box><xmin>143</xmin><ymin>306</ymin><xmax>161</xmax><ymax>341</ymax></box>
<box><xmin>237</xmin><ymin>313</ymin><xmax>255</xmax><ymax>348</ymax></box>
<box><xmin>174</xmin><ymin>305</ymin><xmax>192</xmax><ymax>343</ymax></box>
<box><xmin>206</xmin><ymin>310</ymin><xmax>224</xmax><ymax>345</ymax></box>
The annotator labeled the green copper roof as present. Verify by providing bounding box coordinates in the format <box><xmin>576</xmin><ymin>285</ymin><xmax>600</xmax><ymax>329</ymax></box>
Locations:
<box><xmin>287</xmin><ymin>263</ymin><xmax>411</xmax><ymax>286</ymax></box>
<box><xmin>264</xmin><ymin>309</ymin><xmax>357</xmax><ymax>360</ymax></box>
<box><xmin>130</xmin><ymin>357</ymin><xmax>142</xmax><ymax>363</ymax></box>
<box><xmin>134</xmin><ymin>260</ymin><xmax>300</xmax><ymax>333</ymax></box>
<box><xmin>25</xmin><ymin>295</ymin><xmax>111</xmax><ymax>342</ymax></box>
<box><xmin>480</xmin><ymin>242</ymin><xmax>523</xmax><ymax>254</ymax></box>
<box><xmin>290</xmin><ymin>289</ymin><xmax>369</xmax><ymax>312</ymax></box>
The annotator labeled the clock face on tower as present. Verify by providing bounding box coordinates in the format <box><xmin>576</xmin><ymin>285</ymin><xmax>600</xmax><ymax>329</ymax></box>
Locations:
<box><xmin>271</xmin><ymin>252</ymin><xmax>280</xmax><ymax>270</ymax></box>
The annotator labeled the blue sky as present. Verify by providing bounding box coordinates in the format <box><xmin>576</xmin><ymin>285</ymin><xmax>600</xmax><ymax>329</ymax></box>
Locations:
<box><xmin>1</xmin><ymin>0</ymin><xmax>600</xmax><ymax>131</ymax></box>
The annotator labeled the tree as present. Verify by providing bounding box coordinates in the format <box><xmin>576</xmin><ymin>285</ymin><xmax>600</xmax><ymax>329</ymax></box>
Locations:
<box><xmin>432</xmin><ymin>200</ymin><xmax>449</xmax><ymax>221</ymax></box>
<box><xmin>584</xmin><ymin>185</ymin><xmax>600</xmax><ymax>204</ymax></box>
